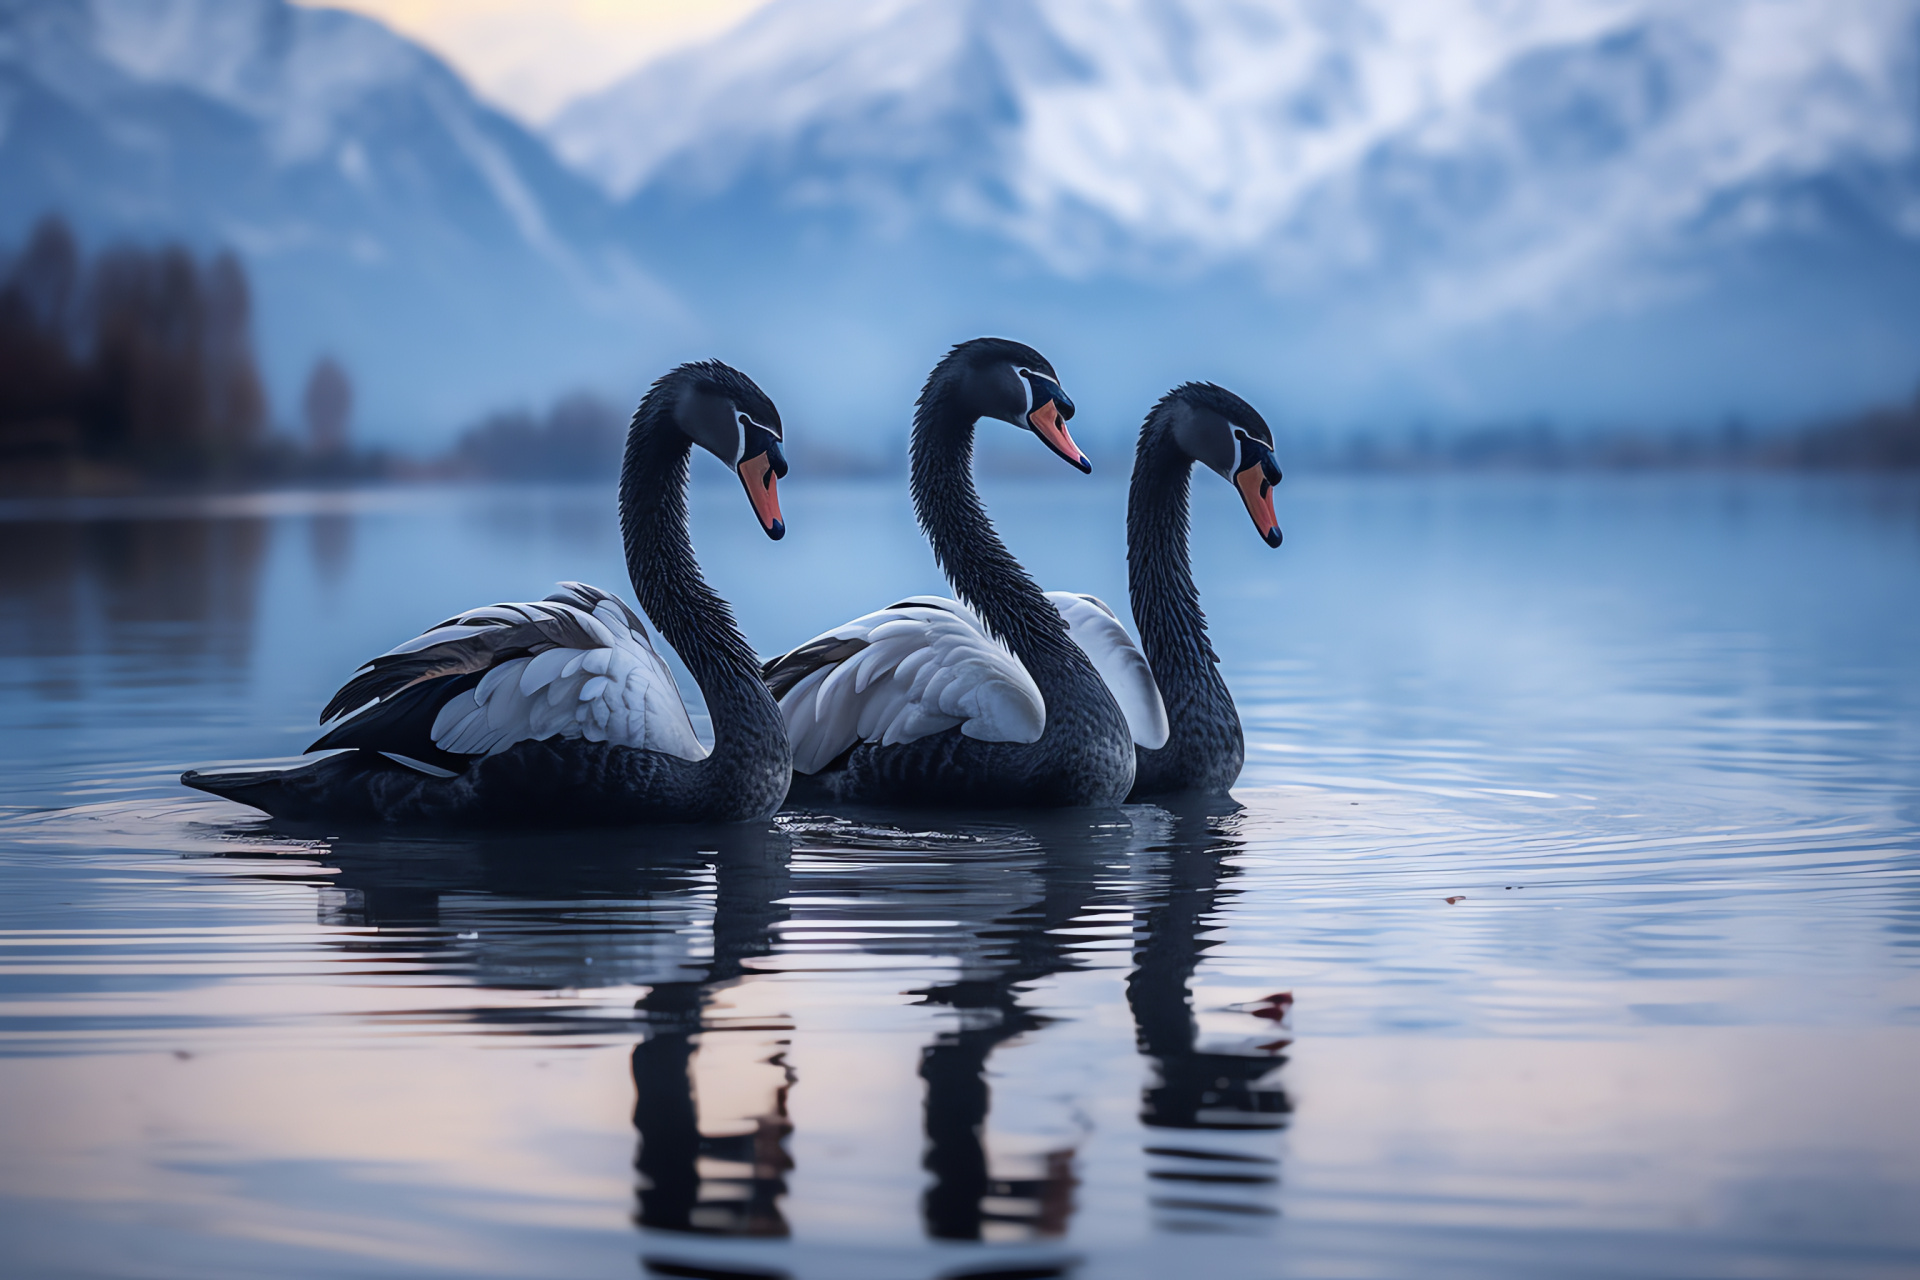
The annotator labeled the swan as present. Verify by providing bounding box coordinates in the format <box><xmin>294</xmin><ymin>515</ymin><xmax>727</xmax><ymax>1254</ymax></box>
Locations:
<box><xmin>762</xmin><ymin>338</ymin><xmax>1135</xmax><ymax>809</ymax></box>
<box><xmin>1053</xmin><ymin>382</ymin><xmax>1282</xmax><ymax>799</ymax></box>
<box><xmin>180</xmin><ymin>359</ymin><xmax>795</xmax><ymax>826</ymax></box>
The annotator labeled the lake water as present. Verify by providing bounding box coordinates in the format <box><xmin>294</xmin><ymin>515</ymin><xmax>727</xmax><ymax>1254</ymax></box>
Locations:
<box><xmin>1</xmin><ymin>472</ymin><xmax>1917</xmax><ymax>1280</ymax></box>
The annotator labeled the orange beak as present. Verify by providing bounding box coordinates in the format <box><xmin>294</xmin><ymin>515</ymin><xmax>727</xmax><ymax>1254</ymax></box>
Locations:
<box><xmin>1235</xmin><ymin>462</ymin><xmax>1282</xmax><ymax>547</ymax></box>
<box><xmin>1028</xmin><ymin>399</ymin><xmax>1090</xmax><ymax>473</ymax></box>
<box><xmin>739</xmin><ymin>451</ymin><xmax>785</xmax><ymax>540</ymax></box>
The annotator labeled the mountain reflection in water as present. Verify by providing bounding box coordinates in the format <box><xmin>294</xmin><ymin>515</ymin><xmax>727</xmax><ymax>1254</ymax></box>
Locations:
<box><xmin>262</xmin><ymin>804</ymin><xmax>1289</xmax><ymax>1250</ymax></box>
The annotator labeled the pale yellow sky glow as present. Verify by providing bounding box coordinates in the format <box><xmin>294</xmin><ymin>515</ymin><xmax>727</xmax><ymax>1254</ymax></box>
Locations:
<box><xmin>300</xmin><ymin>0</ymin><xmax>776</xmax><ymax>123</ymax></box>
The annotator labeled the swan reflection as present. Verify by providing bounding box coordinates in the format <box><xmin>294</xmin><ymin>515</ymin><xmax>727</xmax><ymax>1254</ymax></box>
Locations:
<box><xmin>280</xmin><ymin>800</ymin><xmax>1289</xmax><ymax>1252</ymax></box>
<box><xmin>1128</xmin><ymin>800</ymin><xmax>1289</xmax><ymax>1231</ymax></box>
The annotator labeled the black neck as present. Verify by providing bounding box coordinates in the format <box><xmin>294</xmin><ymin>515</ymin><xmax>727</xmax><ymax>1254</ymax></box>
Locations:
<box><xmin>1128</xmin><ymin>425</ymin><xmax>1233</xmax><ymax>725</ymax></box>
<box><xmin>619</xmin><ymin>401</ymin><xmax>786</xmax><ymax>770</ymax></box>
<box><xmin>908</xmin><ymin>382</ymin><xmax>1081</xmax><ymax>688</ymax></box>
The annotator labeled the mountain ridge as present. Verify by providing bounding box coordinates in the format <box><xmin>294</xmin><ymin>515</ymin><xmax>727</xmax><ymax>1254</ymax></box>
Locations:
<box><xmin>555</xmin><ymin>0</ymin><xmax>1920</xmax><ymax>284</ymax></box>
<box><xmin>0</xmin><ymin>0</ymin><xmax>672</xmax><ymax>439</ymax></box>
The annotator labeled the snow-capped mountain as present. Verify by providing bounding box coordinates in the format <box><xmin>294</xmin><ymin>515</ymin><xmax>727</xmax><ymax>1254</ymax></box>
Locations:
<box><xmin>557</xmin><ymin>0</ymin><xmax>1920</xmax><ymax>281</ymax></box>
<box><xmin>551</xmin><ymin>0</ymin><xmax>1920</xmax><ymax>431</ymax></box>
<box><xmin>0</xmin><ymin>0</ymin><xmax>668</xmax><ymax>437</ymax></box>
<box><xmin>5</xmin><ymin>0</ymin><xmax>1917</xmax><ymax>446</ymax></box>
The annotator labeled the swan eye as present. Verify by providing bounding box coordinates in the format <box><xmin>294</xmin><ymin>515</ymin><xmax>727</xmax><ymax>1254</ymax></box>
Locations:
<box><xmin>1013</xmin><ymin>367</ymin><xmax>1072</xmax><ymax>421</ymax></box>
<box><xmin>1234</xmin><ymin>428</ymin><xmax>1281</xmax><ymax>485</ymax></box>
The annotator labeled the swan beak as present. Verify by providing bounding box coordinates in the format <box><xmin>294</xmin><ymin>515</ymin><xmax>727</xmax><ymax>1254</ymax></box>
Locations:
<box><xmin>1234</xmin><ymin>448</ymin><xmax>1283</xmax><ymax>548</ymax></box>
<box><xmin>739</xmin><ymin>447</ymin><xmax>785</xmax><ymax>540</ymax></box>
<box><xmin>1028</xmin><ymin>398</ymin><xmax>1090</xmax><ymax>473</ymax></box>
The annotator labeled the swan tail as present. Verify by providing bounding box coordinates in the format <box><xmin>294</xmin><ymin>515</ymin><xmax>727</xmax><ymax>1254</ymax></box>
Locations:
<box><xmin>181</xmin><ymin>752</ymin><xmax>407</xmax><ymax>822</ymax></box>
<box><xmin>309</xmin><ymin>671</ymin><xmax>482</xmax><ymax>773</ymax></box>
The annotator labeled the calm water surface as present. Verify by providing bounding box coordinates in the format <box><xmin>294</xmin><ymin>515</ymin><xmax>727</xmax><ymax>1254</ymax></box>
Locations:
<box><xmin>1</xmin><ymin>473</ymin><xmax>1917</xmax><ymax>1279</ymax></box>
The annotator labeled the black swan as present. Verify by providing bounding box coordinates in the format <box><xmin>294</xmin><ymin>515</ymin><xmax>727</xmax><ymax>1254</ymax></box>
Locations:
<box><xmin>181</xmin><ymin>360</ymin><xmax>794</xmax><ymax>826</ymax></box>
<box><xmin>761</xmin><ymin>338</ymin><xmax>1135</xmax><ymax>809</ymax></box>
<box><xmin>1051</xmin><ymin>381</ymin><xmax>1282</xmax><ymax>798</ymax></box>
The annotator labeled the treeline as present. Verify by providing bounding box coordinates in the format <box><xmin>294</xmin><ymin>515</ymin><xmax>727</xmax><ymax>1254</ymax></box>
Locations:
<box><xmin>1304</xmin><ymin>393</ymin><xmax>1920</xmax><ymax>473</ymax></box>
<box><xmin>0</xmin><ymin>216</ymin><xmax>268</xmax><ymax>490</ymax></box>
<box><xmin>446</xmin><ymin>387</ymin><xmax>1920</xmax><ymax>480</ymax></box>
<box><xmin>1779</xmin><ymin>393</ymin><xmax>1920</xmax><ymax>469</ymax></box>
<box><xmin>10</xmin><ymin>208</ymin><xmax>1913</xmax><ymax>491</ymax></box>
<box><xmin>450</xmin><ymin>392</ymin><xmax>625</xmax><ymax>480</ymax></box>
<box><xmin>447</xmin><ymin>385</ymin><xmax>1920</xmax><ymax>481</ymax></box>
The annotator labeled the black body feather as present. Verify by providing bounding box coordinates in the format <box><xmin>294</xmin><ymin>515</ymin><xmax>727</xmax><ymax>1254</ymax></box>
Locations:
<box><xmin>778</xmin><ymin>338</ymin><xmax>1135</xmax><ymax>809</ymax></box>
<box><xmin>762</xmin><ymin>636</ymin><xmax>871</xmax><ymax>701</ymax></box>
<box><xmin>307</xmin><ymin>671</ymin><xmax>485</xmax><ymax>772</ymax></box>
<box><xmin>316</xmin><ymin>610</ymin><xmax>598</xmax><ymax>725</ymax></box>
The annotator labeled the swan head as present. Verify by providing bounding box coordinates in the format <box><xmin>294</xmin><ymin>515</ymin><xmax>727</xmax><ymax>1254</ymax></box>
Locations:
<box><xmin>937</xmin><ymin>337</ymin><xmax>1087</xmax><ymax>473</ymax></box>
<box><xmin>1162</xmin><ymin>382</ymin><xmax>1283</xmax><ymax>548</ymax></box>
<box><xmin>667</xmin><ymin>360</ymin><xmax>788</xmax><ymax>540</ymax></box>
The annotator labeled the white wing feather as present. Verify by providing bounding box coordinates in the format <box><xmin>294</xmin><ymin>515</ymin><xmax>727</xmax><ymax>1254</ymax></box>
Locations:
<box><xmin>1046</xmin><ymin>591</ymin><xmax>1169</xmax><ymax>750</ymax></box>
<box><xmin>772</xmin><ymin>596</ymin><xmax>1046</xmax><ymax>775</ymax></box>
<box><xmin>420</xmin><ymin>588</ymin><xmax>708</xmax><ymax>764</ymax></box>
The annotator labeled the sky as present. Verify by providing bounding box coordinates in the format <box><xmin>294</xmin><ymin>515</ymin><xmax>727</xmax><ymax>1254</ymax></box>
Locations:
<box><xmin>297</xmin><ymin>0</ymin><xmax>776</xmax><ymax>122</ymax></box>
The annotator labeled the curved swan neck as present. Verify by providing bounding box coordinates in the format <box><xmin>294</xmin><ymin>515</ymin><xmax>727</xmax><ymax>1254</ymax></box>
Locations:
<box><xmin>908</xmin><ymin>381</ymin><xmax>1076</xmax><ymax>673</ymax></box>
<box><xmin>1128</xmin><ymin>423</ymin><xmax>1224</xmax><ymax>691</ymax></box>
<box><xmin>619</xmin><ymin>397</ymin><xmax>784</xmax><ymax>762</ymax></box>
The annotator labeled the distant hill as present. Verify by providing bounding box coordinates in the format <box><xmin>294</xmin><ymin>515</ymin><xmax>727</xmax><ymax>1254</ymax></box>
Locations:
<box><xmin>0</xmin><ymin>0</ymin><xmax>669</xmax><ymax>441</ymax></box>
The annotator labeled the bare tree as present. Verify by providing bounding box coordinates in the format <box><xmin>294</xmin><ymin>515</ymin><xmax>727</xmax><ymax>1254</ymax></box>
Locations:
<box><xmin>87</xmin><ymin>244</ymin><xmax>208</xmax><ymax>458</ymax></box>
<box><xmin>202</xmin><ymin>252</ymin><xmax>266</xmax><ymax>455</ymax></box>
<box><xmin>0</xmin><ymin>216</ymin><xmax>83</xmax><ymax>432</ymax></box>
<box><xmin>303</xmin><ymin>356</ymin><xmax>352</xmax><ymax>458</ymax></box>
